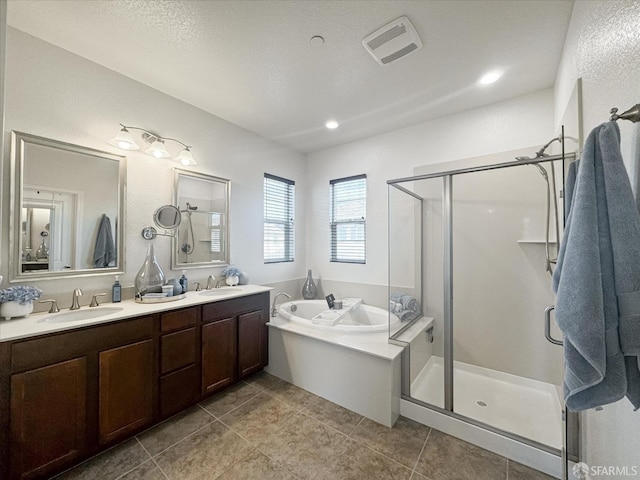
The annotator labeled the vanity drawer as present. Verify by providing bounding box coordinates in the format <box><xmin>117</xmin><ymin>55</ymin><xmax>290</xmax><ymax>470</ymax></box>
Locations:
<box><xmin>159</xmin><ymin>364</ymin><xmax>199</xmax><ymax>417</ymax></box>
<box><xmin>160</xmin><ymin>307</ymin><xmax>197</xmax><ymax>333</ymax></box>
<box><xmin>202</xmin><ymin>293</ymin><xmax>266</xmax><ymax>322</ymax></box>
<box><xmin>161</xmin><ymin>328</ymin><xmax>196</xmax><ymax>374</ymax></box>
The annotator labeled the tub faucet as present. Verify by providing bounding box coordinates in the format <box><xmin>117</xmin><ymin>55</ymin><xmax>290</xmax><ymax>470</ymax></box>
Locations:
<box><xmin>70</xmin><ymin>288</ymin><xmax>83</xmax><ymax>310</ymax></box>
<box><xmin>271</xmin><ymin>292</ymin><xmax>292</xmax><ymax>317</ymax></box>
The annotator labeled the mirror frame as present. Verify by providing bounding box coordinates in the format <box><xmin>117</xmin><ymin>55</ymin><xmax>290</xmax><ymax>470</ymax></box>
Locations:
<box><xmin>9</xmin><ymin>131</ymin><xmax>127</xmax><ymax>281</ymax></box>
<box><xmin>172</xmin><ymin>168</ymin><xmax>230</xmax><ymax>269</ymax></box>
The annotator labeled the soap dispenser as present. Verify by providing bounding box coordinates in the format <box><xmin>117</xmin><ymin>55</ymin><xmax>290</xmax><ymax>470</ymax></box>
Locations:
<box><xmin>179</xmin><ymin>270</ymin><xmax>189</xmax><ymax>294</ymax></box>
<box><xmin>112</xmin><ymin>275</ymin><xmax>122</xmax><ymax>303</ymax></box>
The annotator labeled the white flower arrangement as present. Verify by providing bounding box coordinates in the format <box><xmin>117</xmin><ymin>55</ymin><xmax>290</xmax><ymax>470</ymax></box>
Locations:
<box><xmin>0</xmin><ymin>286</ymin><xmax>43</xmax><ymax>305</ymax></box>
<box><xmin>221</xmin><ymin>266</ymin><xmax>242</xmax><ymax>278</ymax></box>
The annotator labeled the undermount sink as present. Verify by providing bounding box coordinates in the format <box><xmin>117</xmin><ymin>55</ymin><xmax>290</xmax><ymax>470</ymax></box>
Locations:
<box><xmin>199</xmin><ymin>288</ymin><xmax>243</xmax><ymax>297</ymax></box>
<box><xmin>38</xmin><ymin>306</ymin><xmax>124</xmax><ymax>323</ymax></box>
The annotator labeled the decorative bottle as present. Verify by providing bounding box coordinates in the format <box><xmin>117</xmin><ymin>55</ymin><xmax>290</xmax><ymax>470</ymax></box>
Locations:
<box><xmin>112</xmin><ymin>275</ymin><xmax>122</xmax><ymax>303</ymax></box>
<box><xmin>180</xmin><ymin>270</ymin><xmax>189</xmax><ymax>294</ymax></box>
<box><xmin>302</xmin><ymin>269</ymin><xmax>317</xmax><ymax>299</ymax></box>
<box><xmin>135</xmin><ymin>243</ymin><xmax>166</xmax><ymax>295</ymax></box>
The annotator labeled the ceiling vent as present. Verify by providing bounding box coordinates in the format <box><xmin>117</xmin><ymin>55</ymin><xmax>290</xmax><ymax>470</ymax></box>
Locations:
<box><xmin>362</xmin><ymin>16</ymin><xmax>422</xmax><ymax>66</ymax></box>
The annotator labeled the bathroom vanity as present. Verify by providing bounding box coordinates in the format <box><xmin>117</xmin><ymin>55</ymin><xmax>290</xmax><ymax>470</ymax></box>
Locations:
<box><xmin>0</xmin><ymin>286</ymin><xmax>270</xmax><ymax>480</ymax></box>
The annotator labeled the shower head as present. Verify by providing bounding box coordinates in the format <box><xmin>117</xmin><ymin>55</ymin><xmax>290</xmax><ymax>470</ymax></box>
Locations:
<box><xmin>535</xmin><ymin>135</ymin><xmax>562</xmax><ymax>158</ymax></box>
<box><xmin>186</xmin><ymin>202</ymin><xmax>198</xmax><ymax>211</ymax></box>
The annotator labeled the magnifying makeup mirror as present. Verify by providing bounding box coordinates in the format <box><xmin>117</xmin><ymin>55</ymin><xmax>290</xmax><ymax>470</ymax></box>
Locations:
<box><xmin>141</xmin><ymin>205</ymin><xmax>182</xmax><ymax>240</ymax></box>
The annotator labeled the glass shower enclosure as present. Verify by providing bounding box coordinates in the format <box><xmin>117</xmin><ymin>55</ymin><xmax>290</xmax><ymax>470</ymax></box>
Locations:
<box><xmin>388</xmin><ymin>150</ymin><xmax>578</xmax><ymax>476</ymax></box>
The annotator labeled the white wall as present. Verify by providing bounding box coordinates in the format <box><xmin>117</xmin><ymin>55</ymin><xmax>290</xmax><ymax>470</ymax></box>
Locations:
<box><xmin>306</xmin><ymin>88</ymin><xmax>554</xmax><ymax>302</ymax></box>
<box><xmin>553</xmin><ymin>0</ymin><xmax>640</xmax><ymax>470</ymax></box>
<box><xmin>1</xmin><ymin>28</ymin><xmax>306</xmax><ymax>306</ymax></box>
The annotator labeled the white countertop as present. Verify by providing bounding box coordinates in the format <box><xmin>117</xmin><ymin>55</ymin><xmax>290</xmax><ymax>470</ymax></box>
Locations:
<box><xmin>0</xmin><ymin>284</ymin><xmax>272</xmax><ymax>342</ymax></box>
<box><xmin>267</xmin><ymin>315</ymin><xmax>404</xmax><ymax>361</ymax></box>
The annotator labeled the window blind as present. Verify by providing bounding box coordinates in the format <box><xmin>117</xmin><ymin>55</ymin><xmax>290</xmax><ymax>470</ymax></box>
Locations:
<box><xmin>330</xmin><ymin>174</ymin><xmax>366</xmax><ymax>263</ymax></box>
<box><xmin>209</xmin><ymin>213</ymin><xmax>222</xmax><ymax>253</ymax></box>
<box><xmin>264</xmin><ymin>173</ymin><xmax>295</xmax><ymax>263</ymax></box>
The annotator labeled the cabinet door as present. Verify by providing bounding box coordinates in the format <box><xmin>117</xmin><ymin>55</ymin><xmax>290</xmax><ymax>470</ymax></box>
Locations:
<box><xmin>10</xmin><ymin>357</ymin><xmax>87</xmax><ymax>480</ymax></box>
<box><xmin>99</xmin><ymin>339</ymin><xmax>153</xmax><ymax>445</ymax></box>
<box><xmin>202</xmin><ymin>318</ymin><xmax>236</xmax><ymax>395</ymax></box>
<box><xmin>238</xmin><ymin>311</ymin><xmax>264</xmax><ymax>379</ymax></box>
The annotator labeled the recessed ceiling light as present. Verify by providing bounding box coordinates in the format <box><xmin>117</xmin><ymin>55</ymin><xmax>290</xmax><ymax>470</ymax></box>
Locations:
<box><xmin>325</xmin><ymin>120</ymin><xmax>339</xmax><ymax>130</ymax></box>
<box><xmin>478</xmin><ymin>70</ymin><xmax>503</xmax><ymax>86</ymax></box>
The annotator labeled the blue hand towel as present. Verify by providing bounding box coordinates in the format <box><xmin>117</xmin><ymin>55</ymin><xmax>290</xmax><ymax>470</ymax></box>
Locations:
<box><xmin>553</xmin><ymin>122</ymin><xmax>640</xmax><ymax>411</ymax></box>
<box><xmin>93</xmin><ymin>214</ymin><xmax>116</xmax><ymax>268</ymax></box>
<box><xmin>390</xmin><ymin>292</ymin><xmax>421</xmax><ymax>322</ymax></box>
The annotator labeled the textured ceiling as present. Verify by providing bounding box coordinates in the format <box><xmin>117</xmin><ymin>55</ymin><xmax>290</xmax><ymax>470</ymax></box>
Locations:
<box><xmin>7</xmin><ymin>0</ymin><xmax>574</xmax><ymax>153</ymax></box>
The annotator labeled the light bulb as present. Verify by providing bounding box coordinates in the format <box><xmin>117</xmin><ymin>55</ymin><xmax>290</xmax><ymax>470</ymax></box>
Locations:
<box><xmin>325</xmin><ymin>120</ymin><xmax>339</xmax><ymax>130</ymax></box>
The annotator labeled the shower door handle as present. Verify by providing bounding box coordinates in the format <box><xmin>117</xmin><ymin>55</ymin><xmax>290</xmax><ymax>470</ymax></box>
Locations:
<box><xmin>544</xmin><ymin>305</ymin><xmax>563</xmax><ymax>346</ymax></box>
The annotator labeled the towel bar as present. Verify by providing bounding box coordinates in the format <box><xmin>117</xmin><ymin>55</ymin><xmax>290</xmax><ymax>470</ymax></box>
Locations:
<box><xmin>610</xmin><ymin>104</ymin><xmax>640</xmax><ymax>123</ymax></box>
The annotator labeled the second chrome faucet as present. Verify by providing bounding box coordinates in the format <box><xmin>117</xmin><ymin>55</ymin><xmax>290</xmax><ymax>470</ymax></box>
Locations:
<box><xmin>70</xmin><ymin>288</ymin><xmax>83</xmax><ymax>310</ymax></box>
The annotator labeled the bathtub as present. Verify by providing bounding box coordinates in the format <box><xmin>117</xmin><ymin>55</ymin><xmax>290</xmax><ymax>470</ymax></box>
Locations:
<box><xmin>267</xmin><ymin>298</ymin><xmax>407</xmax><ymax>426</ymax></box>
<box><xmin>277</xmin><ymin>299</ymin><xmax>401</xmax><ymax>333</ymax></box>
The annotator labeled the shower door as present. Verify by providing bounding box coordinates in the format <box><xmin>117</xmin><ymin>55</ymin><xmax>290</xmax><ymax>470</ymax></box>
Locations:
<box><xmin>450</xmin><ymin>161</ymin><xmax>564</xmax><ymax>451</ymax></box>
<box><xmin>388</xmin><ymin>152</ymin><xmax>577</xmax><ymax>474</ymax></box>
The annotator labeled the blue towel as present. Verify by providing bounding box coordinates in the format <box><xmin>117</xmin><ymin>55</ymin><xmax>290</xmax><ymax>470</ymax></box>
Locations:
<box><xmin>93</xmin><ymin>214</ymin><xmax>116</xmax><ymax>268</ymax></box>
<box><xmin>389</xmin><ymin>292</ymin><xmax>421</xmax><ymax>322</ymax></box>
<box><xmin>553</xmin><ymin>122</ymin><xmax>640</xmax><ymax>411</ymax></box>
<box><xmin>563</xmin><ymin>160</ymin><xmax>579</xmax><ymax>221</ymax></box>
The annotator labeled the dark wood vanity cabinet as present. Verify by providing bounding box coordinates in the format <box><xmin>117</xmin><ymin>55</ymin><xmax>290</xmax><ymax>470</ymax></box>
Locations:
<box><xmin>98</xmin><ymin>339</ymin><xmax>154</xmax><ymax>445</ymax></box>
<box><xmin>159</xmin><ymin>307</ymin><xmax>200</xmax><ymax>417</ymax></box>
<box><xmin>0</xmin><ymin>291</ymin><xmax>270</xmax><ymax>480</ymax></box>
<box><xmin>201</xmin><ymin>292</ymin><xmax>269</xmax><ymax>395</ymax></box>
<box><xmin>9</xmin><ymin>357</ymin><xmax>87</xmax><ymax>480</ymax></box>
<box><xmin>3</xmin><ymin>315</ymin><xmax>154</xmax><ymax>480</ymax></box>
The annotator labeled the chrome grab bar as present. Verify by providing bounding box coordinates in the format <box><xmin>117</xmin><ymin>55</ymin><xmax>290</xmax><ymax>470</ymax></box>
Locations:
<box><xmin>544</xmin><ymin>305</ymin><xmax>563</xmax><ymax>345</ymax></box>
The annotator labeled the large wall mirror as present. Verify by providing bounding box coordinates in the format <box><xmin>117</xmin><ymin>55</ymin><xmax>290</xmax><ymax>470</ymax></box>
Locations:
<box><xmin>172</xmin><ymin>168</ymin><xmax>230</xmax><ymax>269</ymax></box>
<box><xmin>9</xmin><ymin>131</ymin><xmax>126</xmax><ymax>281</ymax></box>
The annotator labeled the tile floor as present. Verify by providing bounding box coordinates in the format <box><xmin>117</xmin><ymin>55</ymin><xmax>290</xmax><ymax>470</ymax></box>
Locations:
<box><xmin>54</xmin><ymin>372</ymin><xmax>555</xmax><ymax>480</ymax></box>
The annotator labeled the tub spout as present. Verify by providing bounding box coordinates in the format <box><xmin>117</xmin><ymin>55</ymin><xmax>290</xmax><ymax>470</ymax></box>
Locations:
<box><xmin>271</xmin><ymin>292</ymin><xmax>292</xmax><ymax>317</ymax></box>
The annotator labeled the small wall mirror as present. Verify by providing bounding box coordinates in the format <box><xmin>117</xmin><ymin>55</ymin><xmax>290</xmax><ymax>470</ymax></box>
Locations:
<box><xmin>155</xmin><ymin>205</ymin><xmax>182</xmax><ymax>230</ymax></box>
<box><xmin>141</xmin><ymin>205</ymin><xmax>182</xmax><ymax>240</ymax></box>
<box><xmin>9</xmin><ymin>131</ymin><xmax>126</xmax><ymax>281</ymax></box>
<box><xmin>172</xmin><ymin>168</ymin><xmax>230</xmax><ymax>269</ymax></box>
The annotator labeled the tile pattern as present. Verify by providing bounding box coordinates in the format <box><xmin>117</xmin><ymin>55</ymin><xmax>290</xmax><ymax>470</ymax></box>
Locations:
<box><xmin>54</xmin><ymin>372</ymin><xmax>556</xmax><ymax>480</ymax></box>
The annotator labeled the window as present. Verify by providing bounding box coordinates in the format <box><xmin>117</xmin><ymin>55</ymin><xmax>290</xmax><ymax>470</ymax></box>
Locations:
<box><xmin>264</xmin><ymin>173</ymin><xmax>295</xmax><ymax>263</ymax></box>
<box><xmin>330</xmin><ymin>174</ymin><xmax>366</xmax><ymax>263</ymax></box>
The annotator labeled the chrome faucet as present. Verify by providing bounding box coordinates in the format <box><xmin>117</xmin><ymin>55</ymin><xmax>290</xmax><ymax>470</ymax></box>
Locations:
<box><xmin>70</xmin><ymin>288</ymin><xmax>83</xmax><ymax>310</ymax></box>
<box><xmin>271</xmin><ymin>292</ymin><xmax>292</xmax><ymax>317</ymax></box>
<box><xmin>206</xmin><ymin>275</ymin><xmax>224</xmax><ymax>289</ymax></box>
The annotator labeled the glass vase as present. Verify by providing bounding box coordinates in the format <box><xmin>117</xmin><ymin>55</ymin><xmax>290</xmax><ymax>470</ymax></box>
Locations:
<box><xmin>302</xmin><ymin>269</ymin><xmax>317</xmax><ymax>299</ymax></box>
<box><xmin>135</xmin><ymin>243</ymin><xmax>166</xmax><ymax>295</ymax></box>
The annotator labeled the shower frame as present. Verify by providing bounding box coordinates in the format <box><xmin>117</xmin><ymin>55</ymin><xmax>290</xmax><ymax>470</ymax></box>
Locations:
<box><xmin>387</xmin><ymin>151</ymin><xmax>578</xmax><ymax>475</ymax></box>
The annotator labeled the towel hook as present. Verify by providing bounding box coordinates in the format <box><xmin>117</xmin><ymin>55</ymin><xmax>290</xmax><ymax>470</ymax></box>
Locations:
<box><xmin>610</xmin><ymin>104</ymin><xmax>640</xmax><ymax>123</ymax></box>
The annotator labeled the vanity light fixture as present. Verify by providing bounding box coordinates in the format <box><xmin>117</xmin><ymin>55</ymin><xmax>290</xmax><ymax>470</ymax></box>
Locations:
<box><xmin>109</xmin><ymin>124</ymin><xmax>197</xmax><ymax>165</ymax></box>
<box><xmin>175</xmin><ymin>147</ymin><xmax>196</xmax><ymax>166</ymax></box>
<box><xmin>145</xmin><ymin>138</ymin><xmax>171</xmax><ymax>159</ymax></box>
<box><xmin>109</xmin><ymin>126</ymin><xmax>139</xmax><ymax>150</ymax></box>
